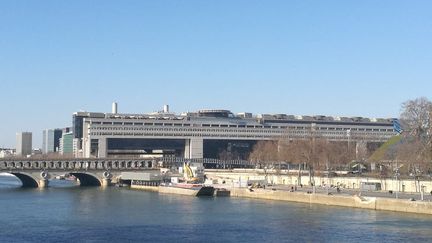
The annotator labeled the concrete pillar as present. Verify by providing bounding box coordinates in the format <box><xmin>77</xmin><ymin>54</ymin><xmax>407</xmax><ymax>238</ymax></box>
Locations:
<box><xmin>101</xmin><ymin>178</ymin><xmax>111</xmax><ymax>187</ymax></box>
<box><xmin>39</xmin><ymin>179</ymin><xmax>49</xmax><ymax>188</ymax></box>
<box><xmin>98</xmin><ymin>138</ymin><xmax>107</xmax><ymax>158</ymax></box>
<box><xmin>184</xmin><ymin>138</ymin><xmax>203</xmax><ymax>159</ymax></box>
<box><xmin>83</xmin><ymin>137</ymin><xmax>91</xmax><ymax>158</ymax></box>
<box><xmin>184</xmin><ymin>139</ymin><xmax>190</xmax><ymax>158</ymax></box>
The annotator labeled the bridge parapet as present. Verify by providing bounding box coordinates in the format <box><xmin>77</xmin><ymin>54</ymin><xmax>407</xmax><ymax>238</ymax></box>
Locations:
<box><xmin>0</xmin><ymin>159</ymin><xmax>158</xmax><ymax>171</ymax></box>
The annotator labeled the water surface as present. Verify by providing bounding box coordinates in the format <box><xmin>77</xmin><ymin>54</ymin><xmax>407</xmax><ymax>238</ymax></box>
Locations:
<box><xmin>1</xmin><ymin>175</ymin><xmax>431</xmax><ymax>242</ymax></box>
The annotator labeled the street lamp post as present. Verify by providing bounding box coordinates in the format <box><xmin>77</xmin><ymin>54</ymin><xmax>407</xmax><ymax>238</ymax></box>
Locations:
<box><xmin>421</xmin><ymin>185</ymin><xmax>425</xmax><ymax>201</ymax></box>
<box><xmin>326</xmin><ymin>162</ymin><xmax>330</xmax><ymax>195</ymax></box>
<box><xmin>347</xmin><ymin>129</ymin><xmax>351</xmax><ymax>152</ymax></box>
<box><xmin>395</xmin><ymin>160</ymin><xmax>400</xmax><ymax>199</ymax></box>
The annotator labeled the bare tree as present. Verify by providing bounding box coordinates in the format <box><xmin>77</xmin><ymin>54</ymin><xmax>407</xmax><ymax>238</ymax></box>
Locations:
<box><xmin>374</xmin><ymin>97</ymin><xmax>432</xmax><ymax>181</ymax></box>
<box><xmin>401</xmin><ymin>97</ymin><xmax>432</xmax><ymax>160</ymax></box>
<box><xmin>248</xmin><ymin>140</ymin><xmax>278</xmax><ymax>168</ymax></box>
<box><xmin>218</xmin><ymin>149</ymin><xmax>241</xmax><ymax>161</ymax></box>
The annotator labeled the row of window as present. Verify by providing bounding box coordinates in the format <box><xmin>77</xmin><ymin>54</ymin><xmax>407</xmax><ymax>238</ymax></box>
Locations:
<box><xmin>90</xmin><ymin>125</ymin><xmax>394</xmax><ymax>133</ymax></box>
<box><xmin>89</xmin><ymin>120</ymin><xmax>393</xmax><ymax>131</ymax></box>
<box><xmin>89</xmin><ymin>130</ymin><xmax>393</xmax><ymax>140</ymax></box>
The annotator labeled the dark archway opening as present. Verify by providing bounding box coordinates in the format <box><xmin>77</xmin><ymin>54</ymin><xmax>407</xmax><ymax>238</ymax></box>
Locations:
<box><xmin>70</xmin><ymin>173</ymin><xmax>101</xmax><ymax>187</ymax></box>
<box><xmin>10</xmin><ymin>173</ymin><xmax>38</xmax><ymax>188</ymax></box>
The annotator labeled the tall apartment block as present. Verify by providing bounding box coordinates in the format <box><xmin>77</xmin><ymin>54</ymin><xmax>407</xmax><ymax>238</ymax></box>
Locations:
<box><xmin>42</xmin><ymin>129</ymin><xmax>63</xmax><ymax>154</ymax></box>
<box><xmin>16</xmin><ymin>132</ymin><xmax>32</xmax><ymax>156</ymax></box>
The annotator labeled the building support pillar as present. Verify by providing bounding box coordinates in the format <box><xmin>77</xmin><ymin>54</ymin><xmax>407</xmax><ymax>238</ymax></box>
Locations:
<box><xmin>184</xmin><ymin>138</ymin><xmax>203</xmax><ymax>159</ymax></box>
<box><xmin>83</xmin><ymin>137</ymin><xmax>91</xmax><ymax>158</ymax></box>
<box><xmin>98</xmin><ymin>138</ymin><xmax>107</xmax><ymax>158</ymax></box>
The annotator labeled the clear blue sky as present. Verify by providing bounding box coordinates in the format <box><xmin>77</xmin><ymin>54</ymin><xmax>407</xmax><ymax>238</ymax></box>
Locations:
<box><xmin>1</xmin><ymin>0</ymin><xmax>431</xmax><ymax>148</ymax></box>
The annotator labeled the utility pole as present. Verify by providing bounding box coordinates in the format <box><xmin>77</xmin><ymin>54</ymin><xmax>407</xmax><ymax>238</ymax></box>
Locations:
<box><xmin>395</xmin><ymin>160</ymin><xmax>399</xmax><ymax>199</ymax></box>
<box><xmin>326</xmin><ymin>161</ymin><xmax>329</xmax><ymax>195</ymax></box>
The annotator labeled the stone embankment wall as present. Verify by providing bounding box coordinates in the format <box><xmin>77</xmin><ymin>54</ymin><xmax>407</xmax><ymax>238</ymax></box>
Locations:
<box><xmin>206</xmin><ymin>169</ymin><xmax>432</xmax><ymax>193</ymax></box>
<box><xmin>230</xmin><ymin>188</ymin><xmax>432</xmax><ymax>215</ymax></box>
<box><xmin>130</xmin><ymin>185</ymin><xmax>159</xmax><ymax>192</ymax></box>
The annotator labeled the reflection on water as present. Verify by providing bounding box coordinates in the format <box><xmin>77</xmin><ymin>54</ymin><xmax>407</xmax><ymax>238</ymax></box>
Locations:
<box><xmin>1</xmin><ymin>175</ymin><xmax>432</xmax><ymax>242</ymax></box>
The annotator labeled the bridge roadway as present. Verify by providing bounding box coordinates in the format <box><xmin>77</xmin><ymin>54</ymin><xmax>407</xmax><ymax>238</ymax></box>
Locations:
<box><xmin>0</xmin><ymin>159</ymin><xmax>159</xmax><ymax>188</ymax></box>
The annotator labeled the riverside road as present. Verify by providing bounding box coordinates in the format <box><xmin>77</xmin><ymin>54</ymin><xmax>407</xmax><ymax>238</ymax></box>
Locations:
<box><xmin>270</xmin><ymin>184</ymin><xmax>432</xmax><ymax>201</ymax></box>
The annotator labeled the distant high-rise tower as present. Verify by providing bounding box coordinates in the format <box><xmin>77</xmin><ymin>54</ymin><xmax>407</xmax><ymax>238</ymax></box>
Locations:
<box><xmin>42</xmin><ymin>129</ymin><xmax>63</xmax><ymax>154</ymax></box>
<box><xmin>16</xmin><ymin>132</ymin><xmax>32</xmax><ymax>156</ymax></box>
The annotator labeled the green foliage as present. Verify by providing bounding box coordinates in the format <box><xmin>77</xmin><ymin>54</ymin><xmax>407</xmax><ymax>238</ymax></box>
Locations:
<box><xmin>369</xmin><ymin>135</ymin><xmax>402</xmax><ymax>162</ymax></box>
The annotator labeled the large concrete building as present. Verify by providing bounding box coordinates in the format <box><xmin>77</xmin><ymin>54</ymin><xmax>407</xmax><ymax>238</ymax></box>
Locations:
<box><xmin>72</xmin><ymin>104</ymin><xmax>399</xmax><ymax>159</ymax></box>
<box><xmin>16</xmin><ymin>132</ymin><xmax>32</xmax><ymax>157</ymax></box>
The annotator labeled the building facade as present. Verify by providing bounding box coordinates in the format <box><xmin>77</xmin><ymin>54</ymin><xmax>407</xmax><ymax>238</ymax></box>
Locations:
<box><xmin>73</xmin><ymin>106</ymin><xmax>399</xmax><ymax>159</ymax></box>
<box><xmin>16</xmin><ymin>132</ymin><xmax>32</xmax><ymax>157</ymax></box>
<box><xmin>59</xmin><ymin>132</ymin><xmax>74</xmax><ymax>155</ymax></box>
<box><xmin>42</xmin><ymin>129</ymin><xmax>63</xmax><ymax>154</ymax></box>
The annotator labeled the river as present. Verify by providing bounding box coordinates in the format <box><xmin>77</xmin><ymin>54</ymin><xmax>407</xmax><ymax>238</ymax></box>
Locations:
<box><xmin>1</xmin><ymin>175</ymin><xmax>431</xmax><ymax>242</ymax></box>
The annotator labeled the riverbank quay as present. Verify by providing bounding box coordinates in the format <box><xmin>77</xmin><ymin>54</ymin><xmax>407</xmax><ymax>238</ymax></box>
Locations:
<box><xmin>229</xmin><ymin>187</ymin><xmax>432</xmax><ymax>215</ymax></box>
<box><xmin>205</xmin><ymin>169</ymin><xmax>432</xmax><ymax>194</ymax></box>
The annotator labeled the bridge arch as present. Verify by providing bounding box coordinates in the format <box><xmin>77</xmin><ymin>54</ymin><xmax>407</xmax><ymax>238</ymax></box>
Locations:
<box><xmin>69</xmin><ymin>172</ymin><xmax>101</xmax><ymax>187</ymax></box>
<box><xmin>8</xmin><ymin>172</ymin><xmax>39</xmax><ymax>188</ymax></box>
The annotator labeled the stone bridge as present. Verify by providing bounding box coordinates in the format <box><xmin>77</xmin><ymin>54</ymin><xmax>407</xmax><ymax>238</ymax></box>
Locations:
<box><xmin>0</xmin><ymin>159</ymin><xmax>158</xmax><ymax>188</ymax></box>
